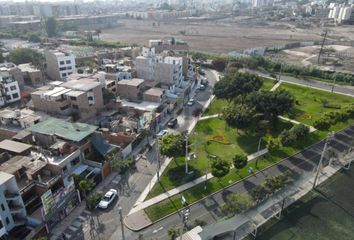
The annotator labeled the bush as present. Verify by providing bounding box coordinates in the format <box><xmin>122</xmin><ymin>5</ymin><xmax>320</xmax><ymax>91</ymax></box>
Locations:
<box><xmin>221</xmin><ymin>193</ymin><xmax>253</xmax><ymax>218</ymax></box>
<box><xmin>314</xmin><ymin>118</ymin><xmax>331</xmax><ymax>131</ymax></box>
<box><xmin>267</xmin><ymin>137</ymin><xmax>280</xmax><ymax>153</ymax></box>
<box><xmin>279</xmin><ymin>129</ymin><xmax>295</xmax><ymax>146</ymax></box>
<box><xmin>280</xmin><ymin>124</ymin><xmax>309</xmax><ymax>146</ymax></box>
<box><xmin>292</xmin><ymin>124</ymin><xmax>310</xmax><ymax>139</ymax></box>
<box><xmin>87</xmin><ymin>192</ymin><xmax>103</xmax><ymax>210</ymax></box>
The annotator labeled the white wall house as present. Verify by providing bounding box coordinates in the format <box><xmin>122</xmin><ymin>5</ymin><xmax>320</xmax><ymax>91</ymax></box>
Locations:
<box><xmin>45</xmin><ymin>50</ymin><xmax>76</xmax><ymax>80</ymax></box>
<box><xmin>0</xmin><ymin>70</ymin><xmax>21</xmax><ymax>107</ymax></box>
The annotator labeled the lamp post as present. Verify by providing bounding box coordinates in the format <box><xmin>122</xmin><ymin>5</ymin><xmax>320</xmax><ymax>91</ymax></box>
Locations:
<box><xmin>156</xmin><ymin>136</ymin><xmax>161</xmax><ymax>182</ymax></box>
<box><xmin>313</xmin><ymin>132</ymin><xmax>334</xmax><ymax>189</ymax></box>
<box><xmin>118</xmin><ymin>206</ymin><xmax>125</xmax><ymax>240</ymax></box>
<box><xmin>255</xmin><ymin>137</ymin><xmax>262</xmax><ymax>168</ymax></box>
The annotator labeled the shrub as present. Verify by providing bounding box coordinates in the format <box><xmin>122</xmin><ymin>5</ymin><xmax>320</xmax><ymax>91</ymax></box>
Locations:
<box><xmin>291</xmin><ymin>124</ymin><xmax>310</xmax><ymax>139</ymax></box>
<box><xmin>314</xmin><ymin>118</ymin><xmax>331</xmax><ymax>131</ymax></box>
<box><xmin>267</xmin><ymin>137</ymin><xmax>280</xmax><ymax>153</ymax></box>
<box><xmin>87</xmin><ymin>192</ymin><xmax>103</xmax><ymax>210</ymax></box>
<box><xmin>279</xmin><ymin>129</ymin><xmax>296</xmax><ymax>146</ymax></box>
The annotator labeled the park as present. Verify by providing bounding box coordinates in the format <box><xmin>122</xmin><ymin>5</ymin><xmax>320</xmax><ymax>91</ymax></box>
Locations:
<box><xmin>140</xmin><ymin>70</ymin><xmax>354</xmax><ymax>222</ymax></box>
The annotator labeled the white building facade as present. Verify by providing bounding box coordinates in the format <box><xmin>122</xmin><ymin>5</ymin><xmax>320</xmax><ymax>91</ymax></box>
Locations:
<box><xmin>0</xmin><ymin>70</ymin><xmax>21</xmax><ymax>107</ymax></box>
<box><xmin>45</xmin><ymin>50</ymin><xmax>76</xmax><ymax>80</ymax></box>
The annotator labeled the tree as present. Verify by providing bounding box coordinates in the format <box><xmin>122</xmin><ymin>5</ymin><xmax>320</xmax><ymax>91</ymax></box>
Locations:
<box><xmin>211</xmin><ymin>59</ymin><xmax>227</xmax><ymax>72</ymax></box>
<box><xmin>211</xmin><ymin>159</ymin><xmax>231</xmax><ymax>179</ymax></box>
<box><xmin>7</xmin><ymin>48</ymin><xmax>44</xmax><ymax>66</ymax></box>
<box><xmin>108</xmin><ymin>154</ymin><xmax>134</xmax><ymax>174</ymax></box>
<box><xmin>213</xmin><ymin>72</ymin><xmax>263</xmax><ymax>100</ymax></box>
<box><xmin>223</xmin><ymin>102</ymin><xmax>255</xmax><ymax>130</ymax></box>
<box><xmin>313</xmin><ymin>118</ymin><xmax>331</xmax><ymax>131</ymax></box>
<box><xmin>45</xmin><ymin>17</ymin><xmax>58</xmax><ymax>37</ymax></box>
<box><xmin>221</xmin><ymin>193</ymin><xmax>253</xmax><ymax>218</ymax></box>
<box><xmin>0</xmin><ymin>50</ymin><xmax>4</xmax><ymax>63</ymax></box>
<box><xmin>86</xmin><ymin>192</ymin><xmax>103</xmax><ymax>210</ymax></box>
<box><xmin>267</xmin><ymin>137</ymin><xmax>280</xmax><ymax>153</ymax></box>
<box><xmin>233</xmin><ymin>154</ymin><xmax>248</xmax><ymax>175</ymax></box>
<box><xmin>291</xmin><ymin>124</ymin><xmax>309</xmax><ymax>139</ymax></box>
<box><xmin>160</xmin><ymin>133</ymin><xmax>186</xmax><ymax>158</ymax></box>
<box><xmin>167</xmin><ymin>227</ymin><xmax>180</xmax><ymax>240</ymax></box>
<box><xmin>78</xmin><ymin>179</ymin><xmax>94</xmax><ymax>202</ymax></box>
<box><xmin>279</xmin><ymin>129</ymin><xmax>296</xmax><ymax>146</ymax></box>
<box><xmin>28</xmin><ymin>33</ymin><xmax>42</xmax><ymax>43</ymax></box>
<box><xmin>246</xmin><ymin>90</ymin><xmax>294</xmax><ymax>123</ymax></box>
<box><xmin>250</xmin><ymin>185</ymin><xmax>268</xmax><ymax>202</ymax></box>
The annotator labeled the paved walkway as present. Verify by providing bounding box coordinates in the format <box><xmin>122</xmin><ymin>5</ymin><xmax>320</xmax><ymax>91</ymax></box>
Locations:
<box><xmin>270</xmin><ymin>80</ymin><xmax>283</xmax><ymax>91</ymax></box>
<box><xmin>278</xmin><ymin>115</ymin><xmax>317</xmax><ymax>133</ymax></box>
<box><xmin>128</xmin><ymin>148</ymin><xmax>268</xmax><ymax>215</ymax></box>
<box><xmin>199</xmin><ymin>114</ymin><xmax>221</xmax><ymax>121</ymax></box>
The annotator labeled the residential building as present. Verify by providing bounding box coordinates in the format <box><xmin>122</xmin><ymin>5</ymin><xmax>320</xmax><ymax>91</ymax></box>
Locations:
<box><xmin>17</xmin><ymin>63</ymin><xmax>44</xmax><ymax>86</ymax></box>
<box><xmin>0</xmin><ymin>139</ymin><xmax>32</xmax><ymax>156</ymax></box>
<box><xmin>0</xmin><ymin>70</ymin><xmax>21</xmax><ymax>107</ymax></box>
<box><xmin>143</xmin><ymin>87</ymin><xmax>166</xmax><ymax>103</ymax></box>
<box><xmin>31</xmin><ymin>77</ymin><xmax>104</xmax><ymax>120</ymax></box>
<box><xmin>116</xmin><ymin>78</ymin><xmax>145</xmax><ymax>101</ymax></box>
<box><xmin>0</xmin><ymin>172</ymin><xmax>27</xmax><ymax>235</ymax></box>
<box><xmin>45</xmin><ymin>50</ymin><xmax>76</xmax><ymax>81</ymax></box>
<box><xmin>0</xmin><ymin>108</ymin><xmax>42</xmax><ymax>130</ymax></box>
<box><xmin>149</xmin><ymin>38</ymin><xmax>189</xmax><ymax>54</ymax></box>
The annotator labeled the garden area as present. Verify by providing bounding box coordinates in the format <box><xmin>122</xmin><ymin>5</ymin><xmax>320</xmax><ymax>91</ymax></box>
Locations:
<box><xmin>143</xmin><ymin>71</ymin><xmax>349</xmax><ymax>222</ymax></box>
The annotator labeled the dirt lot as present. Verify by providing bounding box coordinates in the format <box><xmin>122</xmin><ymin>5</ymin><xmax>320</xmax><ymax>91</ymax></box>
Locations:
<box><xmin>101</xmin><ymin>18</ymin><xmax>325</xmax><ymax>53</ymax></box>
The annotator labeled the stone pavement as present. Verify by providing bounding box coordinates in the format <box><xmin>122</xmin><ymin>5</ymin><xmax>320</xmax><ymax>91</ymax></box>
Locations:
<box><xmin>270</xmin><ymin>80</ymin><xmax>282</xmax><ymax>91</ymax></box>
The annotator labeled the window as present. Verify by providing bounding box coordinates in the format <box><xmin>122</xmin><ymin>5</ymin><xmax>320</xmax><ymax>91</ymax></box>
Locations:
<box><xmin>0</xmin><ymin>219</ymin><xmax>3</xmax><ymax>229</ymax></box>
<box><xmin>59</xmin><ymin>67</ymin><xmax>67</xmax><ymax>71</ymax></box>
<box><xmin>62</xmin><ymin>165</ymin><xmax>68</xmax><ymax>173</ymax></box>
<box><xmin>66</xmin><ymin>60</ymin><xmax>71</xmax><ymax>64</ymax></box>
<box><xmin>60</xmin><ymin>105</ymin><xmax>69</xmax><ymax>111</ymax></box>
<box><xmin>1</xmin><ymin>204</ymin><xmax>5</xmax><ymax>211</ymax></box>
<box><xmin>10</xmin><ymin>85</ymin><xmax>16</xmax><ymax>91</ymax></box>
<box><xmin>71</xmin><ymin>157</ymin><xmax>80</xmax><ymax>166</ymax></box>
<box><xmin>62</xmin><ymin>73</ymin><xmax>67</xmax><ymax>77</ymax></box>
<box><xmin>68</xmin><ymin>72</ymin><xmax>73</xmax><ymax>75</ymax></box>
<box><xmin>12</xmin><ymin>93</ymin><xmax>19</xmax><ymax>99</ymax></box>
<box><xmin>67</xmin><ymin>66</ymin><xmax>72</xmax><ymax>70</ymax></box>
<box><xmin>70</xmin><ymin>96</ymin><xmax>77</xmax><ymax>101</ymax></box>
<box><xmin>5</xmin><ymin>217</ymin><xmax>9</xmax><ymax>225</ymax></box>
<box><xmin>6</xmin><ymin>95</ymin><xmax>11</xmax><ymax>101</ymax></box>
<box><xmin>84</xmin><ymin>148</ymin><xmax>90</xmax><ymax>156</ymax></box>
<box><xmin>72</xmin><ymin>104</ymin><xmax>79</xmax><ymax>109</ymax></box>
<box><xmin>4</xmin><ymin>88</ymin><xmax>8</xmax><ymax>92</ymax></box>
<box><xmin>88</xmin><ymin>96</ymin><xmax>93</xmax><ymax>101</ymax></box>
<box><xmin>60</xmin><ymin>61</ymin><xmax>65</xmax><ymax>65</ymax></box>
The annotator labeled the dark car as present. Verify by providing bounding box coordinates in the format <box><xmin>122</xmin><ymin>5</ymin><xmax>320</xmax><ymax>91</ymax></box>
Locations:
<box><xmin>167</xmin><ymin>118</ymin><xmax>178</xmax><ymax>128</ymax></box>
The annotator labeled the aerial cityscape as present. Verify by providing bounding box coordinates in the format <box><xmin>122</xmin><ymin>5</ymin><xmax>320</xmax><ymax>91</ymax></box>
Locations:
<box><xmin>0</xmin><ymin>0</ymin><xmax>354</xmax><ymax>239</ymax></box>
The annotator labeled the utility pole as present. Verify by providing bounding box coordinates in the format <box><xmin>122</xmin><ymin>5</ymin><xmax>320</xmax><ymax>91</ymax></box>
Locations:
<box><xmin>185</xmin><ymin>134</ymin><xmax>189</xmax><ymax>174</ymax></box>
<box><xmin>255</xmin><ymin>137</ymin><xmax>262</xmax><ymax>168</ymax></box>
<box><xmin>118</xmin><ymin>206</ymin><xmax>125</xmax><ymax>240</ymax></box>
<box><xmin>156</xmin><ymin>136</ymin><xmax>161</xmax><ymax>181</ymax></box>
<box><xmin>313</xmin><ymin>132</ymin><xmax>333</xmax><ymax>188</ymax></box>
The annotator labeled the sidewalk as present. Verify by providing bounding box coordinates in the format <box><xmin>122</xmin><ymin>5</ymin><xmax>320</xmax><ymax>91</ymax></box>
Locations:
<box><xmin>50</xmin><ymin>172</ymin><xmax>118</xmax><ymax>239</ymax></box>
<box><xmin>270</xmin><ymin>80</ymin><xmax>282</xmax><ymax>91</ymax></box>
<box><xmin>278</xmin><ymin>115</ymin><xmax>317</xmax><ymax>133</ymax></box>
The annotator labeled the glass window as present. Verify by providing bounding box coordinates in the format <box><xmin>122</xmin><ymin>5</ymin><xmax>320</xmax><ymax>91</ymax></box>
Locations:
<box><xmin>1</xmin><ymin>204</ymin><xmax>5</xmax><ymax>211</ymax></box>
<box><xmin>66</xmin><ymin>60</ymin><xmax>71</xmax><ymax>64</ymax></box>
<box><xmin>12</xmin><ymin>93</ymin><xmax>19</xmax><ymax>99</ymax></box>
<box><xmin>60</xmin><ymin>61</ymin><xmax>65</xmax><ymax>65</ymax></box>
<box><xmin>5</xmin><ymin>217</ymin><xmax>9</xmax><ymax>225</ymax></box>
<box><xmin>10</xmin><ymin>86</ymin><xmax>16</xmax><ymax>91</ymax></box>
<box><xmin>62</xmin><ymin>73</ymin><xmax>67</xmax><ymax>77</ymax></box>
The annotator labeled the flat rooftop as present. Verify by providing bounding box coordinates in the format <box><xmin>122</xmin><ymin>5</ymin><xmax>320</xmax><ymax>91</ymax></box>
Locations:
<box><xmin>118</xmin><ymin>78</ymin><xmax>145</xmax><ymax>87</ymax></box>
<box><xmin>0</xmin><ymin>172</ymin><xmax>14</xmax><ymax>184</ymax></box>
<box><xmin>144</xmin><ymin>87</ymin><xmax>164</xmax><ymax>97</ymax></box>
<box><xmin>28</xmin><ymin>118</ymin><xmax>97</xmax><ymax>142</ymax></box>
<box><xmin>0</xmin><ymin>139</ymin><xmax>32</xmax><ymax>154</ymax></box>
<box><xmin>17</xmin><ymin>63</ymin><xmax>40</xmax><ymax>73</ymax></box>
<box><xmin>61</xmin><ymin>79</ymin><xmax>101</xmax><ymax>91</ymax></box>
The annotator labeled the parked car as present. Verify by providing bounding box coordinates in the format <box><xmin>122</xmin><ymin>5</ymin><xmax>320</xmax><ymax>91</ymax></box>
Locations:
<box><xmin>187</xmin><ymin>99</ymin><xmax>195</xmax><ymax>106</ymax></box>
<box><xmin>198</xmin><ymin>84</ymin><xmax>206</xmax><ymax>91</ymax></box>
<box><xmin>201</xmin><ymin>79</ymin><xmax>209</xmax><ymax>86</ymax></box>
<box><xmin>98</xmin><ymin>189</ymin><xmax>118</xmax><ymax>209</ymax></box>
<box><xmin>167</xmin><ymin>118</ymin><xmax>178</xmax><ymax>128</ymax></box>
<box><xmin>157</xmin><ymin>129</ymin><xmax>169</xmax><ymax>138</ymax></box>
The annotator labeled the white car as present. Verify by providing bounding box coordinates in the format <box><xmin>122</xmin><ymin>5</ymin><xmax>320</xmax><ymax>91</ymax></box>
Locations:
<box><xmin>187</xmin><ymin>99</ymin><xmax>195</xmax><ymax>106</ymax></box>
<box><xmin>157</xmin><ymin>129</ymin><xmax>168</xmax><ymax>139</ymax></box>
<box><xmin>98</xmin><ymin>189</ymin><xmax>118</xmax><ymax>209</ymax></box>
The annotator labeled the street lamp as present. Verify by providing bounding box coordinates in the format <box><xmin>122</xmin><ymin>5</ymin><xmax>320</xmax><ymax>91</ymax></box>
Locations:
<box><xmin>118</xmin><ymin>206</ymin><xmax>125</xmax><ymax>240</ymax></box>
<box><xmin>313</xmin><ymin>131</ymin><xmax>334</xmax><ymax>189</ymax></box>
<box><xmin>255</xmin><ymin>137</ymin><xmax>263</xmax><ymax>169</ymax></box>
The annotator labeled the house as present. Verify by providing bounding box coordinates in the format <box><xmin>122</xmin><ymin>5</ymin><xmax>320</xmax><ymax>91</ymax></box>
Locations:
<box><xmin>45</xmin><ymin>50</ymin><xmax>76</xmax><ymax>81</ymax></box>
<box><xmin>116</xmin><ymin>78</ymin><xmax>145</xmax><ymax>101</ymax></box>
<box><xmin>0</xmin><ymin>69</ymin><xmax>21</xmax><ymax>107</ymax></box>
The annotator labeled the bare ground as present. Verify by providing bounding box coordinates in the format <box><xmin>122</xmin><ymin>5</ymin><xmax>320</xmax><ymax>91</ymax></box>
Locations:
<box><xmin>101</xmin><ymin>18</ymin><xmax>325</xmax><ymax>53</ymax></box>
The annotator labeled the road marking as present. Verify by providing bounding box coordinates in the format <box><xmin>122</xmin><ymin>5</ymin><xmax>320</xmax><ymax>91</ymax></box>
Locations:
<box><xmin>152</xmin><ymin>226</ymin><xmax>164</xmax><ymax>234</ymax></box>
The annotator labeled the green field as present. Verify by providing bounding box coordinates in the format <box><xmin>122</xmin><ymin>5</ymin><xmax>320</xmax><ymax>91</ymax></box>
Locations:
<box><xmin>256</xmin><ymin>166</ymin><xmax>354</xmax><ymax>240</ymax></box>
<box><xmin>278</xmin><ymin>83</ymin><xmax>354</xmax><ymax>126</ymax></box>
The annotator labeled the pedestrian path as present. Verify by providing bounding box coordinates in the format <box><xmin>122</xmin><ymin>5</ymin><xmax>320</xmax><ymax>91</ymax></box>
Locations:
<box><xmin>199</xmin><ymin>114</ymin><xmax>221</xmax><ymax>121</ymax></box>
<box><xmin>270</xmin><ymin>80</ymin><xmax>282</xmax><ymax>91</ymax></box>
<box><xmin>128</xmin><ymin>148</ymin><xmax>268</xmax><ymax>215</ymax></box>
<box><xmin>278</xmin><ymin>115</ymin><xmax>317</xmax><ymax>133</ymax></box>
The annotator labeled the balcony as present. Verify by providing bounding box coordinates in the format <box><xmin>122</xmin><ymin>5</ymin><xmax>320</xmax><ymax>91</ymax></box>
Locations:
<box><xmin>35</xmin><ymin>173</ymin><xmax>61</xmax><ymax>188</ymax></box>
<box><xmin>4</xmin><ymin>190</ymin><xmax>20</xmax><ymax>200</ymax></box>
<box><xmin>8</xmin><ymin>202</ymin><xmax>24</xmax><ymax>213</ymax></box>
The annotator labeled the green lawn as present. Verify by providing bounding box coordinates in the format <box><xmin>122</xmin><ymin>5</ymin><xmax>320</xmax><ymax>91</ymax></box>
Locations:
<box><xmin>146</xmin><ymin>118</ymin><xmax>293</xmax><ymax>200</ymax></box>
<box><xmin>255</xmin><ymin>166</ymin><xmax>354</xmax><ymax>240</ymax></box>
<box><xmin>278</xmin><ymin>83</ymin><xmax>354</xmax><ymax>126</ymax></box>
<box><xmin>144</xmin><ymin>129</ymin><xmax>327</xmax><ymax>222</ymax></box>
